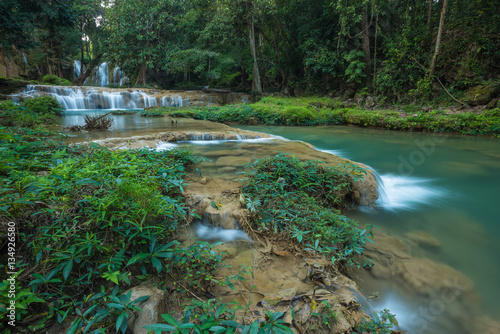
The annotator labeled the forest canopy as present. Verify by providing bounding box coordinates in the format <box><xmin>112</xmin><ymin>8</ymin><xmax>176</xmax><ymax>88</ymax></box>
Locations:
<box><xmin>2</xmin><ymin>0</ymin><xmax>500</xmax><ymax>100</ymax></box>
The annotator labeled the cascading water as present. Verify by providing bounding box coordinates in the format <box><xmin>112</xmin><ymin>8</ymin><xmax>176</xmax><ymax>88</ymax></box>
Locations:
<box><xmin>92</xmin><ymin>62</ymin><xmax>109</xmax><ymax>87</ymax></box>
<box><xmin>14</xmin><ymin>85</ymin><xmax>190</xmax><ymax>110</ymax></box>
<box><xmin>73</xmin><ymin>60</ymin><xmax>86</xmax><ymax>80</ymax></box>
<box><xmin>22</xmin><ymin>53</ymin><xmax>28</xmax><ymax>71</ymax></box>
<box><xmin>113</xmin><ymin>66</ymin><xmax>128</xmax><ymax>86</ymax></box>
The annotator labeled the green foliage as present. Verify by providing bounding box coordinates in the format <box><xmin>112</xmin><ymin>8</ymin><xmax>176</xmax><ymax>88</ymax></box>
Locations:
<box><xmin>0</xmin><ymin>99</ymin><xmax>60</xmax><ymax>127</ymax></box>
<box><xmin>354</xmin><ymin>309</ymin><xmax>397</xmax><ymax>334</ymax></box>
<box><xmin>22</xmin><ymin>96</ymin><xmax>64</xmax><ymax>116</ymax></box>
<box><xmin>0</xmin><ymin>77</ymin><xmax>36</xmax><ymax>95</ymax></box>
<box><xmin>146</xmin><ymin>298</ymin><xmax>293</xmax><ymax>334</ymax></box>
<box><xmin>0</xmin><ymin>127</ymin><xmax>236</xmax><ymax>332</ymax></box>
<box><xmin>242</xmin><ymin>153</ymin><xmax>373</xmax><ymax>267</ymax></box>
<box><xmin>344</xmin><ymin>50</ymin><xmax>366</xmax><ymax>84</ymax></box>
<box><xmin>41</xmin><ymin>74</ymin><xmax>71</xmax><ymax>86</ymax></box>
<box><xmin>166</xmin><ymin>97</ymin><xmax>500</xmax><ymax>136</ymax></box>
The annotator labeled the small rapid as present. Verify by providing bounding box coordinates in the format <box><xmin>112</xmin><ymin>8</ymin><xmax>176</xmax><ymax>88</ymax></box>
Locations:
<box><xmin>375</xmin><ymin>174</ymin><xmax>446</xmax><ymax>210</ymax></box>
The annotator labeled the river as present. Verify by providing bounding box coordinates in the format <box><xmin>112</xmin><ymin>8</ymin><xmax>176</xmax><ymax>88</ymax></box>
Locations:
<box><xmin>236</xmin><ymin>125</ymin><xmax>500</xmax><ymax>333</ymax></box>
<box><xmin>58</xmin><ymin>110</ymin><xmax>500</xmax><ymax>332</ymax></box>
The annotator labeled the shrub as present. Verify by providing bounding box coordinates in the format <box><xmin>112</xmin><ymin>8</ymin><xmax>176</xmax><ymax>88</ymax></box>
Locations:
<box><xmin>242</xmin><ymin>153</ymin><xmax>374</xmax><ymax>268</ymax></box>
<box><xmin>42</xmin><ymin>74</ymin><xmax>71</xmax><ymax>86</ymax></box>
<box><xmin>0</xmin><ymin>99</ymin><xmax>59</xmax><ymax>127</ymax></box>
<box><xmin>22</xmin><ymin>96</ymin><xmax>63</xmax><ymax>116</ymax></box>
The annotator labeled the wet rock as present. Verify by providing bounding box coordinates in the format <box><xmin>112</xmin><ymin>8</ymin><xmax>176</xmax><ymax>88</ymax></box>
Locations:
<box><xmin>365</xmin><ymin>232</ymin><xmax>475</xmax><ymax>298</ymax></box>
<box><xmin>486</xmin><ymin>97</ymin><xmax>500</xmax><ymax>109</ymax></box>
<box><xmin>365</xmin><ymin>230</ymin><xmax>410</xmax><ymax>260</ymax></box>
<box><xmin>278</xmin><ymin>287</ymin><xmax>296</xmax><ymax>300</ymax></box>
<box><xmin>472</xmin><ymin>316</ymin><xmax>500</xmax><ymax>334</ymax></box>
<box><xmin>202</xmin><ymin>149</ymin><xmax>248</xmax><ymax>157</ymax></box>
<box><xmin>160</xmin><ymin>131</ymin><xmax>269</xmax><ymax>143</ymax></box>
<box><xmin>262</xmin><ymin>294</ymin><xmax>282</xmax><ymax>306</ymax></box>
<box><xmin>363</xmin><ymin>96</ymin><xmax>376</xmax><ymax>109</ymax></box>
<box><xmin>404</xmin><ymin>230</ymin><xmax>441</xmax><ymax>249</ymax></box>
<box><xmin>202</xmin><ymin>201</ymin><xmax>244</xmax><ymax>230</ymax></box>
<box><xmin>125</xmin><ymin>285</ymin><xmax>165</xmax><ymax>334</ymax></box>
<box><xmin>465</xmin><ymin>83</ymin><xmax>500</xmax><ymax>106</ymax></box>
<box><xmin>215</xmin><ymin>156</ymin><xmax>251</xmax><ymax>168</ymax></box>
<box><xmin>218</xmin><ymin>166</ymin><xmax>238</xmax><ymax>173</ymax></box>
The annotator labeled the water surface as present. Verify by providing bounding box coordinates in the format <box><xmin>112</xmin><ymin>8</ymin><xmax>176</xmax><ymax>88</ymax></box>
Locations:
<box><xmin>236</xmin><ymin>125</ymin><xmax>500</xmax><ymax>332</ymax></box>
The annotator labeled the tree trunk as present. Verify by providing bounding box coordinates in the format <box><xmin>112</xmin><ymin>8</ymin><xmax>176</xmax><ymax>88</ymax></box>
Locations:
<box><xmin>429</xmin><ymin>0</ymin><xmax>448</xmax><ymax>77</ymax></box>
<box><xmin>361</xmin><ymin>5</ymin><xmax>371</xmax><ymax>84</ymax></box>
<box><xmin>80</xmin><ymin>46</ymin><xmax>84</xmax><ymax>78</ymax></box>
<box><xmin>427</xmin><ymin>0</ymin><xmax>433</xmax><ymax>31</ymax></box>
<box><xmin>135</xmin><ymin>59</ymin><xmax>147</xmax><ymax>86</ymax></box>
<box><xmin>248</xmin><ymin>1</ymin><xmax>262</xmax><ymax>93</ymax></box>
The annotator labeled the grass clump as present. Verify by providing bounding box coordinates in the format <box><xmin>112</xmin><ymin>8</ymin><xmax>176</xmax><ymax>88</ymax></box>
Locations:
<box><xmin>22</xmin><ymin>96</ymin><xmax>63</xmax><ymax>116</ymax></box>
<box><xmin>242</xmin><ymin>153</ymin><xmax>374</xmax><ymax>268</ymax></box>
<box><xmin>163</xmin><ymin>96</ymin><xmax>500</xmax><ymax>136</ymax></box>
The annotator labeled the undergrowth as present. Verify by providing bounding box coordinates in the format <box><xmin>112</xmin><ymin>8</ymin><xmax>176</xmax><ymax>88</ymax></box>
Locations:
<box><xmin>162</xmin><ymin>97</ymin><xmax>500</xmax><ymax>136</ymax></box>
<box><xmin>241</xmin><ymin>153</ymin><xmax>374</xmax><ymax>268</ymax></box>
<box><xmin>0</xmin><ymin>98</ymin><xmax>62</xmax><ymax>128</ymax></box>
<box><xmin>0</xmin><ymin>127</ymin><xmax>237</xmax><ymax>333</ymax></box>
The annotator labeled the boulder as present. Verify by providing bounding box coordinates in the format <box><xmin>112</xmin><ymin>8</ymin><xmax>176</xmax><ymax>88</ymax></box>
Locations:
<box><xmin>465</xmin><ymin>83</ymin><xmax>500</xmax><ymax>106</ymax></box>
<box><xmin>125</xmin><ymin>285</ymin><xmax>166</xmax><ymax>334</ymax></box>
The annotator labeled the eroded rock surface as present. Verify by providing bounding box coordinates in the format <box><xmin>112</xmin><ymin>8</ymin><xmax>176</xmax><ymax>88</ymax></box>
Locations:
<box><xmin>125</xmin><ymin>285</ymin><xmax>166</xmax><ymax>334</ymax></box>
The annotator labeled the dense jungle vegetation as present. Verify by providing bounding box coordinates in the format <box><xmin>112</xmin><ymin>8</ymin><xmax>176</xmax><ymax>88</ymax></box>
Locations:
<box><xmin>1</xmin><ymin>0</ymin><xmax>499</xmax><ymax>103</ymax></box>
<box><xmin>0</xmin><ymin>99</ymin><xmax>391</xmax><ymax>332</ymax></box>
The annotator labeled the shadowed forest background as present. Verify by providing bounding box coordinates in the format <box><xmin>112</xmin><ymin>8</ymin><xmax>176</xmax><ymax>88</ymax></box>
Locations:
<box><xmin>1</xmin><ymin>0</ymin><xmax>499</xmax><ymax>103</ymax></box>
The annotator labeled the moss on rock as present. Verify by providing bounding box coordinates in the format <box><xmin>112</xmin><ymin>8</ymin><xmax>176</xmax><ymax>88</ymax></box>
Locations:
<box><xmin>465</xmin><ymin>83</ymin><xmax>500</xmax><ymax>106</ymax></box>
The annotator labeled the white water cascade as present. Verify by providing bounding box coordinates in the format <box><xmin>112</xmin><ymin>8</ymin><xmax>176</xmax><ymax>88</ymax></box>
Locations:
<box><xmin>92</xmin><ymin>62</ymin><xmax>109</xmax><ymax>87</ymax></box>
<box><xmin>113</xmin><ymin>66</ymin><xmax>128</xmax><ymax>86</ymax></box>
<box><xmin>14</xmin><ymin>85</ymin><xmax>188</xmax><ymax>111</ymax></box>
<box><xmin>73</xmin><ymin>60</ymin><xmax>86</xmax><ymax>80</ymax></box>
<box><xmin>22</xmin><ymin>53</ymin><xmax>28</xmax><ymax>71</ymax></box>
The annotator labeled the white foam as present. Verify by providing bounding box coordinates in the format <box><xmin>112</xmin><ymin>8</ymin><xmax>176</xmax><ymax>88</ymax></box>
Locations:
<box><xmin>195</xmin><ymin>223</ymin><xmax>251</xmax><ymax>242</ymax></box>
<box><xmin>155</xmin><ymin>141</ymin><xmax>179</xmax><ymax>151</ymax></box>
<box><xmin>376</xmin><ymin>174</ymin><xmax>445</xmax><ymax>210</ymax></box>
<box><xmin>318</xmin><ymin>148</ymin><xmax>346</xmax><ymax>158</ymax></box>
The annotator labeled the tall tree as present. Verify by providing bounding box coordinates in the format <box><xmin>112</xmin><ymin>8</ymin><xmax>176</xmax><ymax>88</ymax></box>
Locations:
<box><xmin>107</xmin><ymin>0</ymin><xmax>180</xmax><ymax>85</ymax></box>
<box><xmin>248</xmin><ymin>0</ymin><xmax>262</xmax><ymax>93</ymax></box>
<box><xmin>429</xmin><ymin>0</ymin><xmax>448</xmax><ymax>77</ymax></box>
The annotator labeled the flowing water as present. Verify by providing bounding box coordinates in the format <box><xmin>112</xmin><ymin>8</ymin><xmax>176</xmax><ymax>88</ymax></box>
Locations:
<box><xmin>10</xmin><ymin>85</ymin><xmax>249</xmax><ymax>111</ymax></box>
<box><xmin>235</xmin><ymin>125</ymin><xmax>500</xmax><ymax>332</ymax></box>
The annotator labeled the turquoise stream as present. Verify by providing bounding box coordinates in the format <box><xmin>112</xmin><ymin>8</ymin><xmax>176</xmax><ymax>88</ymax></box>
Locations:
<box><xmin>60</xmin><ymin>110</ymin><xmax>500</xmax><ymax>331</ymax></box>
<box><xmin>236</xmin><ymin>125</ymin><xmax>500</xmax><ymax>329</ymax></box>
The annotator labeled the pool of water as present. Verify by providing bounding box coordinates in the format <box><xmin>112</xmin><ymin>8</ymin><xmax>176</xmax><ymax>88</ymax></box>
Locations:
<box><xmin>56</xmin><ymin>109</ymin><xmax>228</xmax><ymax>142</ymax></box>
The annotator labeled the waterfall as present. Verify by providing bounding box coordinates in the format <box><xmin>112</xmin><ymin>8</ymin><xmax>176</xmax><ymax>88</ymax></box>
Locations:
<box><xmin>73</xmin><ymin>60</ymin><xmax>86</xmax><ymax>80</ymax></box>
<box><xmin>161</xmin><ymin>95</ymin><xmax>184</xmax><ymax>107</ymax></box>
<box><xmin>113</xmin><ymin>66</ymin><xmax>128</xmax><ymax>86</ymax></box>
<box><xmin>22</xmin><ymin>53</ymin><xmax>28</xmax><ymax>71</ymax></box>
<box><xmin>11</xmin><ymin>84</ymin><xmax>249</xmax><ymax>111</ymax></box>
<box><xmin>15</xmin><ymin>85</ymin><xmax>172</xmax><ymax>110</ymax></box>
<box><xmin>93</xmin><ymin>62</ymin><xmax>109</xmax><ymax>87</ymax></box>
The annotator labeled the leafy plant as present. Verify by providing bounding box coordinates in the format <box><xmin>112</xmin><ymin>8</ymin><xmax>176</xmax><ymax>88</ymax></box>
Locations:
<box><xmin>242</xmin><ymin>153</ymin><xmax>374</xmax><ymax>267</ymax></box>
